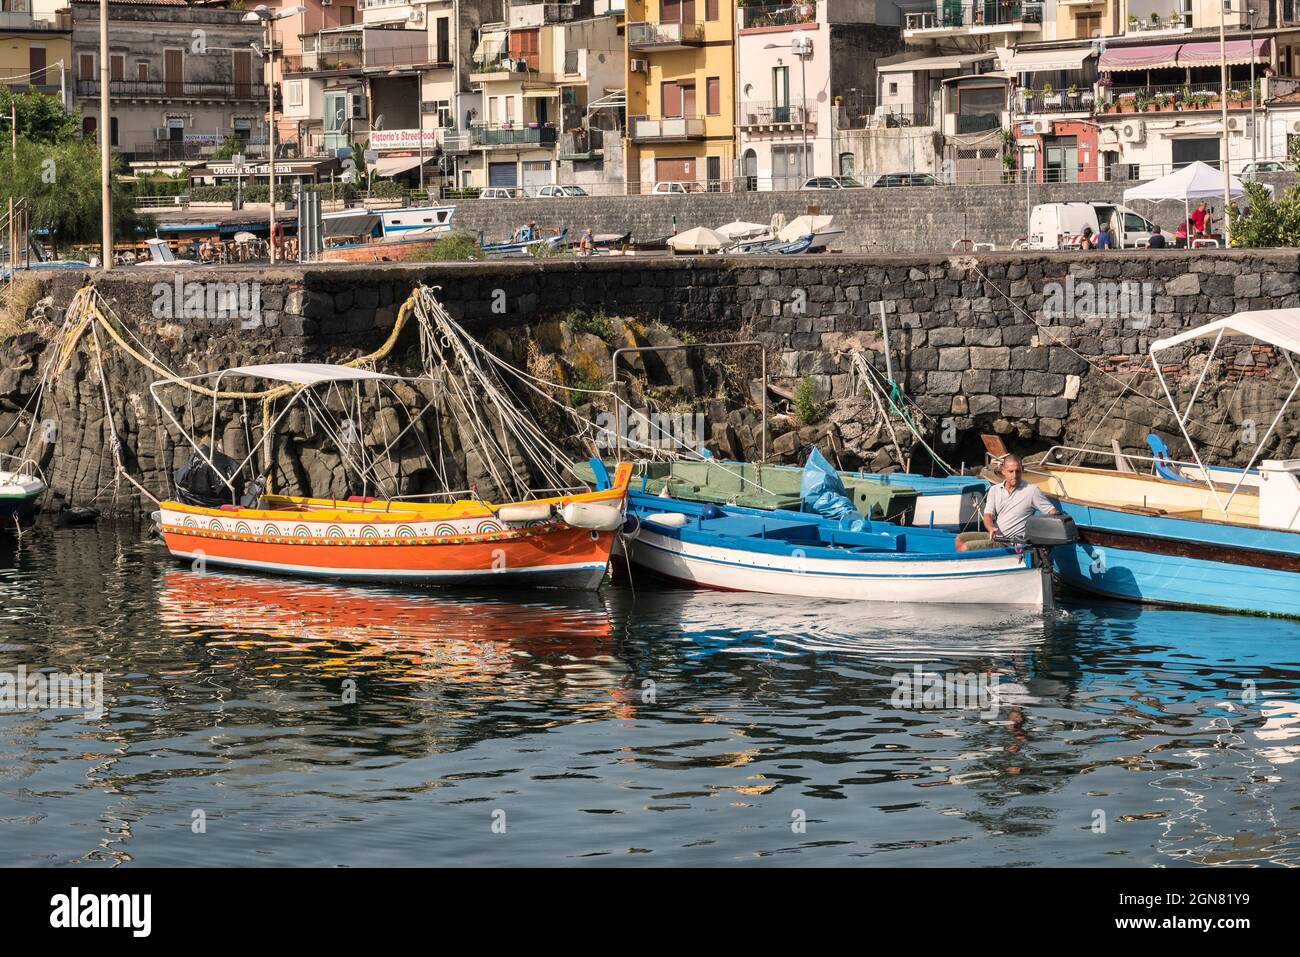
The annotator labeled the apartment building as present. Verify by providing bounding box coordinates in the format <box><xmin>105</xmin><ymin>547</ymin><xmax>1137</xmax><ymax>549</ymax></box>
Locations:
<box><xmin>624</xmin><ymin>0</ymin><xmax>734</xmax><ymax>192</ymax></box>
<box><xmin>282</xmin><ymin>0</ymin><xmax>495</xmax><ymax>190</ymax></box>
<box><xmin>2</xmin><ymin>1</ymin><xmax>72</xmax><ymax>103</ymax></box>
<box><xmin>736</xmin><ymin>1</ymin><xmax>902</xmax><ymax>189</ymax></box>
<box><xmin>1008</xmin><ymin>2</ymin><xmax>1300</xmax><ymax>181</ymax></box>
<box><xmin>466</xmin><ymin>1</ymin><xmax>623</xmax><ymax>192</ymax></box>
<box><xmin>71</xmin><ymin>0</ymin><xmax>266</xmax><ymax>162</ymax></box>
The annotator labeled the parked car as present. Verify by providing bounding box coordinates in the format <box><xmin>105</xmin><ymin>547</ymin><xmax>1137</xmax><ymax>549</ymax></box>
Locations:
<box><xmin>535</xmin><ymin>185</ymin><xmax>589</xmax><ymax>197</ymax></box>
<box><xmin>479</xmin><ymin>187</ymin><xmax>523</xmax><ymax>199</ymax></box>
<box><xmin>800</xmin><ymin>176</ymin><xmax>865</xmax><ymax>190</ymax></box>
<box><xmin>870</xmin><ymin>172</ymin><xmax>942</xmax><ymax>188</ymax></box>
<box><xmin>652</xmin><ymin>181</ymin><xmax>704</xmax><ymax>194</ymax></box>
<box><xmin>1028</xmin><ymin>202</ymin><xmax>1157</xmax><ymax>250</ymax></box>
<box><xmin>1241</xmin><ymin>161</ymin><xmax>1287</xmax><ymax>175</ymax></box>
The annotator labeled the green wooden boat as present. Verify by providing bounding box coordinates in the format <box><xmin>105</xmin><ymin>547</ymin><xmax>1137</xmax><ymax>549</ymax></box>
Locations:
<box><xmin>574</xmin><ymin>459</ymin><xmax>919</xmax><ymax>523</ymax></box>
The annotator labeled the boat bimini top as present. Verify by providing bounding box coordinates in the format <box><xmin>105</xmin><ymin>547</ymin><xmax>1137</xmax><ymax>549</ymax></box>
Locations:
<box><xmin>1150</xmin><ymin>309</ymin><xmax>1300</xmax><ymax>529</ymax></box>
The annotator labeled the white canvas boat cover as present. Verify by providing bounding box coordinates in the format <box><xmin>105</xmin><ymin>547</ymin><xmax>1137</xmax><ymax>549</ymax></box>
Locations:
<box><xmin>219</xmin><ymin>363</ymin><xmax>400</xmax><ymax>386</ymax></box>
<box><xmin>779</xmin><ymin>214</ymin><xmax>835</xmax><ymax>243</ymax></box>
<box><xmin>1123</xmin><ymin>161</ymin><xmax>1245</xmax><ymax>203</ymax></box>
<box><xmin>1151</xmin><ymin>310</ymin><xmax>1300</xmax><ymax>356</ymax></box>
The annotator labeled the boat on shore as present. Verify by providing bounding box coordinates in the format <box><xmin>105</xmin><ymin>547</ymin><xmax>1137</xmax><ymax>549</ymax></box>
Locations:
<box><xmin>150</xmin><ymin>362</ymin><xmax>631</xmax><ymax>589</ymax></box>
<box><xmin>1012</xmin><ymin>310</ymin><xmax>1300</xmax><ymax>617</ymax></box>
<box><xmin>480</xmin><ymin>224</ymin><xmax>568</xmax><ymax>256</ymax></box>
<box><xmin>320</xmin><ymin>205</ymin><xmax>456</xmax><ymax>262</ymax></box>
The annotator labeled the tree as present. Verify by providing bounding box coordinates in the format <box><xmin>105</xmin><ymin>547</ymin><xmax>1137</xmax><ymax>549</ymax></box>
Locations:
<box><xmin>210</xmin><ymin>136</ymin><xmax>244</xmax><ymax>161</ymax></box>
<box><xmin>1229</xmin><ymin>181</ymin><xmax>1300</xmax><ymax>248</ymax></box>
<box><xmin>0</xmin><ymin>89</ymin><xmax>80</xmax><ymax>145</ymax></box>
<box><xmin>1</xmin><ymin>137</ymin><xmax>142</xmax><ymax>253</ymax></box>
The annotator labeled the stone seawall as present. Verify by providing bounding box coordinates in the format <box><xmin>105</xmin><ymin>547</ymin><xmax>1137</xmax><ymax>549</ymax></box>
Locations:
<box><xmin>2</xmin><ymin>249</ymin><xmax>1298</xmax><ymax>512</ymax></box>
<box><xmin>446</xmin><ymin>174</ymin><xmax>1297</xmax><ymax>253</ymax></box>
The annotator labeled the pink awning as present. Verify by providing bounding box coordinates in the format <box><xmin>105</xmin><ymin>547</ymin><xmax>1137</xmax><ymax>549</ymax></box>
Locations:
<box><xmin>1099</xmin><ymin>44</ymin><xmax>1182</xmax><ymax>72</ymax></box>
<box><xmin>1177</xmin><ymin>38</ymin><xmax>1270</xmax><ymax>67</ymax></box>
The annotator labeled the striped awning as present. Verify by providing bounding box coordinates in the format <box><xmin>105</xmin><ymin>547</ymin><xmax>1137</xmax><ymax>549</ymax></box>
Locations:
<box><xmin>1177</xmin><ymin>38</ymin><xmax>1270</xmax><ymax>67</ymax></box>
<box><xmin>1099</xmin><ymin>43</ymin><xmax>1182</xmax><ymax>71</ymax></box>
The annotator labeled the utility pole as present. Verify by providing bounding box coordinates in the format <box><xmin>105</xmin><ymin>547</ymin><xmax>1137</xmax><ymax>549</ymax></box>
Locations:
<box><xmin>1219</xmin><ymin>2</ymin><xmax>1232</xmax><ymax>246</ymax></box>
<box><xmin>100</xmin><ymin>0</ymin><xmax>113</xmax><ymax>270</ymax></box>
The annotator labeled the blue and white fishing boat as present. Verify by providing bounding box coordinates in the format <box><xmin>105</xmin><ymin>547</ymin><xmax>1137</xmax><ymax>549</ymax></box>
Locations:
<box><xmin>1022</xmin><ymin>310</ymin><xmax>1300</xmax><ymax>617</ymax></box>
<box><xmin>0</xmin><ymin>455</ymin><xmax>44</xmax><ymax>526</ymax></box>
<box><xmin>480</xmin><ymin>225</ymin><xmax>568</xmax><ymax>256</ymax></box>
<box><xmin>588</xmin><ymin>458</ymin><xmax>1065</xmax><ymax>608</ymax></box>
<box><xmin>729</xmin><ymin>233</ymin><xmax>814</xmax><ymax>255</ymax></box>
<box><xmin>321</xmin><ymin>205</ymin><xmax>456</xmax><ymax>261</ymax></box>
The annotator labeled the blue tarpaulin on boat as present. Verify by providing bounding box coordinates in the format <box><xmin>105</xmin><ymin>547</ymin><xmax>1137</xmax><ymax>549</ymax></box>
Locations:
<box><xmin>800</xmin><ymin>449</ymin><xmax>863</xmax><ymax>526</ymax></box>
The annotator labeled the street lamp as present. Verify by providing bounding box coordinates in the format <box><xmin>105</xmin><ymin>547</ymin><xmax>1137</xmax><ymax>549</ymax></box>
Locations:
<box><xmin>243</xmin><ymin>4</ymin><xmax>306</xmax><ymax>263</ymax></box>
<box><xmin>765</xmin><ymin>37</ymin><xmax>813</xmax><ymax>180</ymax></box>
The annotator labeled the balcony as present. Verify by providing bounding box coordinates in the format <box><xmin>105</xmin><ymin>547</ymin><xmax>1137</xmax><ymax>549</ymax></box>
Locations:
<box><xmin>510</xmin><ymin>2</ymin><xmax>579</xmax><ymax>27</ymax></box>
<box><xmin>76</xmin><ymin>80</ymin><xmax>267</xmax><ymax>101</ymax></box>
<box><xmin>365</xmin><ymin>44</ymin><xmax>452</xmax><ymax>70</ymax></box>
<box><xmin>739</xmin><ymin>101</ymin><xmax>815</xmax><ymax>130</ymax></box>
<box><xmin>628</xmin><ymin>21</ymin><xmax>704</xmax><ymax>49</ymax></box>
<box><xmin>1015</xmin><ymin>88</ymin><xmax>1096</xmax><ymax>115</ymax></box>
<box><xmin>594</xmin><ymin>0</ymin><xmax>625</xmax><ymax>13</ymax></box>
<box><xmin>904</xmin><ymin>2</ymin><xmax>1043</xmax><ymax>33</ymax></box>
<box><xmin>471</xmin><ymin>54</ymin><xmax>535</xmax><ymax>79</ymax></box>
<box><xmin>471</xmin><ymin>124</ymin><xmax>559</xmax><ymax>147</ymax></box>
<box><xmin>740</xmin><ymin>3</ymin><xmax>817</xmax><ymax>30</ymax></box>
<box><xmin>1099</xmin><ymin>82</ymin><xmax>1257</xmax><ymax>115</ymax></box>
<box><xmin>630</xmin><ymin>114</ymin><xmax>705</xmax><ymax>141</ymax></box>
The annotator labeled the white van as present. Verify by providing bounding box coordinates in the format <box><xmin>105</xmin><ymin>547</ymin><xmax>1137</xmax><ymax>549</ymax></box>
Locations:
<box><xmin>1028</xmin><ymin>202</ymin><xmax>1158</xmax><ymax>249</ymax></box>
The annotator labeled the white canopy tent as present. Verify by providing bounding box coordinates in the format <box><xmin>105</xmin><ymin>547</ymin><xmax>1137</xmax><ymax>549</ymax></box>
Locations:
<box><xmin>1124</xmin><ymin>162</ymin><xmax>1246</xmax><ymax>245</ymax></box>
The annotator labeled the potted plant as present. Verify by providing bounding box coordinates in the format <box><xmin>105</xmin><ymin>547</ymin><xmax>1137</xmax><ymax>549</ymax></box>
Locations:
<box><xmin>1041</xmin><ymin>82</ymin><xmax>1054</xmax><ymax>100</ymax></box>
<box><xmin>1128</xmin><ymin>14</ymin><xmax>1138</xmax><ymax>26</ymax></box>
<box><xmin>1150</xmin><ymin>12</ymin><xmax>1160</xmax><ymax>24</ymax></box>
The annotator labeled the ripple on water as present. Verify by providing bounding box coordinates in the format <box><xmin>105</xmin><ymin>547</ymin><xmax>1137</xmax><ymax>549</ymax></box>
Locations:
<box><xmin>0</xmin><ymin>523</ymin><xmax>1299</xmax><ymax>866</ymax></box>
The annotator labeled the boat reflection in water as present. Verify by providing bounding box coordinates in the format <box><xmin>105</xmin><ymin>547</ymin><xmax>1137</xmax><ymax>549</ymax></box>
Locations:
<box><xmin>156</xmin><ymin>569</ymin><xmax>636</xmax><ymax>719</ymax></box>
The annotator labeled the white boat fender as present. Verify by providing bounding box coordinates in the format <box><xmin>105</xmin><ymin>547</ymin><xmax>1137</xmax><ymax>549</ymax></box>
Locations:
<box><xmin>497</xmin><ymin>502</ymin><xmax>554</xmax><ymax>523</ymax></box>
<box><xmin>644</xmin><ymin>511</ymin><xmax>689</xmax><ymax>528</ymax></box>
<box><xmin>560</xmin><ymin>501</ymin><xmax>624</xmax><ymax>531</ymax></box>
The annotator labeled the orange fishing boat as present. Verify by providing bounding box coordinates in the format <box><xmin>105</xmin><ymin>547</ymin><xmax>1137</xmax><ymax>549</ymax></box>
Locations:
<box><xmin>149</xmin><ymin>362</ymin><xmax>631</xmax><ymax>589</ymax></box>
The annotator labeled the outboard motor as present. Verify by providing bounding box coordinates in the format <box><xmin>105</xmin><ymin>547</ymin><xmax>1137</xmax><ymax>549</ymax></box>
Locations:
<box><xmin>1023</xmin><ymin>514</ymin><xmax>1078</xmax><ymax>614</ymax></box>
<box><xmin>1024</xmin><ymin>513</ymin><xmax>1078</xmax><ymax>547</ymax></box>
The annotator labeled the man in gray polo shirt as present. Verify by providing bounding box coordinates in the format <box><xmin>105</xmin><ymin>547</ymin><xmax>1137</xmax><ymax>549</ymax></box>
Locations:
<box><xmin>982</xmin><ymin>454</ymin><xmax>1058</xmax><ymax>542</ymax></box>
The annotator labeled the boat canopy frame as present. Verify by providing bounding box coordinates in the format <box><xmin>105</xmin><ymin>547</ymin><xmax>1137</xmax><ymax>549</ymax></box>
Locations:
<box><xmin>148</xmin><ymin>363</ymin><xmax>439</xmax><ymax>506</ymax></box>
<box><xmin>1148</xmin><ymin>309</ymin><xmax>1300</xmax><ymax>514</ymax></box>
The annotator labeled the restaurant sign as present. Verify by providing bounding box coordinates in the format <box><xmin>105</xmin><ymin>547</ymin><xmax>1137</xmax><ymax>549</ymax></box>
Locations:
<box><xmin>368</xmin><ymin>129</ymin><xmax>441</xmax><ymax>151</ymax></box>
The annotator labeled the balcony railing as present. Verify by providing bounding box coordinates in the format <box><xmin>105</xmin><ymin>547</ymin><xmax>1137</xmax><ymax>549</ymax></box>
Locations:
<box><xmin>628</xmin><ymin>21</ymin><xmax>704</xmax><ymax>48</ymax></box>
<box><xmin>905</xmin><ymin>2</ymin><xmax>1043</xmax><ymax>30</ymax></box>
<box><xmin>472</xmin><ymin>54</ymin><xmax>536</xmax><ymax>75</ymax></box>
<box><xmin>839</xmin><ymin>107</ymin><xmax>930</xmax><ymax>129</ymax></box>
<box><xmin>76</xmin><ymin>80</ymin><xmax>267</xmax><ymax>100</ymax></box>
<box><xmin>1015</xmin><ymin>88</ymin><xmax>1096</xmax><ymax>114</ymax></box>
<box><xmin>739</xmin><ymin>101</ymin><xmax>814</xmax><ymax>127</ymax></box>
<box><xmin>740</xmin><ymin>3</ymin><xmax>817</xmax><ymax>30</ymax></box>
<box><xmin>630</xmin><ymin>114</ymin><xmax>706</xmax><ymax>141</ymax></box>
<box><xmin>366</xmin><ymin>44</ymin><xmax>453</xmax><ymax>70</ymax></box>
<box><xmin>471</xmin><ymin>124</ymin><xmax>559</xmax><ymax>147</ymax></box>
<box><xmin>1099</xmin><ymin>82</ymin><xmax>1257</xmax><ymax>113</ymax></box>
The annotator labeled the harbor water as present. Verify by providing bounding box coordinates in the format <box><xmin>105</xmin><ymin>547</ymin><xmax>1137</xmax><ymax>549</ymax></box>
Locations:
<box><xmin>2</xmin><ymin>522</ymin><xmax>1299</xmax><ymax>867</ymax></box>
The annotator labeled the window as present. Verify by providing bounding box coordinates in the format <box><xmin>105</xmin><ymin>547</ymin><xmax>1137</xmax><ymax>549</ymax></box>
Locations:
<box><xmin>137</xmin><ymin>61</ymin><xmax>148</xmax><ymax>82</ymax></box>
<box><xmin>888</xmin><ymin>82</ymin><xmax>898</xmax><ymax>96</ymax></box>
<box><xmin>436</xmin><ymin>17</ymin><xmax>450</xmax><ymax>64</ymax></box>
<box><xmin>338</xmin><ymin>5</ymin><xmax>355</xmax><ymax>26</ymax></box>
<box><xmin>661</xmin><ymin>81</ymin><xmax>682</xmax><ymax>117</ymax></box>
<box><xmin>488</xmin><ymin>96</ymin><xmax>498</xmax><ymax>124</ymax></box>
<box><xmin>510</xmin><ymin>28</ymin><xmax>540</xmax><ymax>71</ymax></box>
<box><xmin>705</xmin><ymin>0</ymin><xmax>719</xmax><ymax>19</ymax></box>
<box><xmin>504</xmin><ymin>95</ymin><xmax>515</xmax><ymax>123</ymax></box>
<box><xmin>564</xmin><ymin>49</ymin><xmax>579</xmax><ymax>74</ymax></box>
<box><xmin>773</xmin><ymin>65</ymin><xmax>790</xmax><ymax>122</ymax></box>
<box><xmin>956</xmin><ymin>84</ymin><xmax>1003</xmax><ymax>134</ymax></box>
<box><xmin>78</xmin><ymin>53</ymin><xmax>94</xmax><ymax>83</ymax></box>
<box><xmin>28</xmin><ymin>46</ymin><xmax>46</xmax><ymax>86</ymax></box>
<box><xmin>110</xmin><ymin>54</ymin><xmax>125</xmax><ymax>82</ymax></box>
<box><xmin>706</xmin><ymin>76</ymin><xmax>720</xmax><ymax>115</ymax></box>
<box><xmin>110</xmin><ymin>116</ymin><xmax>118</xmax><ymax>147</ymax></box>
<box><xmin>839</xmin><ymin>152</ymin><xmax>855</xmax><ymax>176</ymax></box>
<box><xmin>286</xmin><ymin>80</ymin><xmax>303</xmax><ymax>107</ymax></box>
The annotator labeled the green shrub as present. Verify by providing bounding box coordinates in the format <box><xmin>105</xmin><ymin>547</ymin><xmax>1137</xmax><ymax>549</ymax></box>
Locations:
<box><xmin>396</xmin><ymin>233</ymin><xmax>482</xmax><ymax>261</ymax></box>
<box><xmin>793</xmin><ymin>376</ymin><xmax>826</xmax><ymax>426</ymax></box>
<box><xmin>565</xmin><ymin>308</ymin><xmax>618</xmax><ymax>343</ymax></box>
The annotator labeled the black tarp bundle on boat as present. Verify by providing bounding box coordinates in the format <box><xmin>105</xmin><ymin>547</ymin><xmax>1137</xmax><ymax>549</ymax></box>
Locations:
<box><xmin>174</xmin><ymin>447</ymin><xmax>242</xmax><ymax>508</ymax></box>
